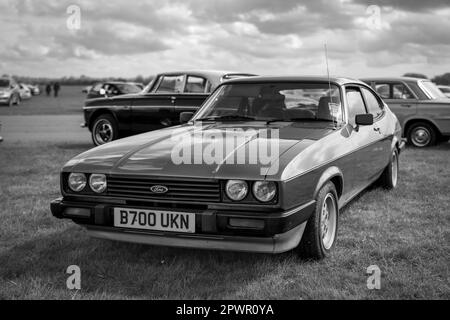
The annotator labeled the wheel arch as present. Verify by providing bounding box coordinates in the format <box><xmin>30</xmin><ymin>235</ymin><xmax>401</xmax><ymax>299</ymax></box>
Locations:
<box><xmin>88</xmin><ymin>109</ymin><xmax>118</xmax><ymax>130</ymax></box>
<box><xmin>313</xmin><ymin>166</ymin><xmax>344</xmax><ymax>200</ymax></box>
<box><xmin>403</xmin><ymin>118</ymin><xmax>442</xmax><ymax>138</ymax></box>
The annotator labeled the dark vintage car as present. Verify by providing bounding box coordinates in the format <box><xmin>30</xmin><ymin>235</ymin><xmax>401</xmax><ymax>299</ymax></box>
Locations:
<box><xmin>362</xmin><ymin>77</ymin><xmax>450</xmax><ymax>147</ymax></box>
<box><xmin>83</xmin><ymin>70</ymin><xmax>256</xmax><ymax>146</ymax></box>
<box><xmin>51</xmin><ymin>76</ymin><xmax>404</xmax><ymax>259</ymax></box>
<box><xmin>86</xmin><ymin>81</ymin><xmax>143</xmax><ymax>100</ymax></box>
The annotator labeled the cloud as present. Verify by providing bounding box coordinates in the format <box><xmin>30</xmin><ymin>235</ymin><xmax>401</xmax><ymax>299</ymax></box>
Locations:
<box><xmin>0</xmin><ymin>0</ymin><xmax>448</xmax><ymax>78</ymax></box>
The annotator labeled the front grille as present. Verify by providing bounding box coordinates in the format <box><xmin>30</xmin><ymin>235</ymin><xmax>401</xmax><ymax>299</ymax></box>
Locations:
<box><xmin>107</xmin><ymin>176</ymin><xmax>221</xmax><ymax>203</ymax></box>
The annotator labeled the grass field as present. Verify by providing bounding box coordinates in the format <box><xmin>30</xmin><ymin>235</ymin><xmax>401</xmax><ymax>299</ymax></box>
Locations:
<box><xmin>0</xmin><ymin>141</ymin><xmax>449</xmax><ymax>299</ymax></box>
<box><xmin>0</xmin><ymin>86</ymin><xmax>85</xmax><ymax>116</ymax></box>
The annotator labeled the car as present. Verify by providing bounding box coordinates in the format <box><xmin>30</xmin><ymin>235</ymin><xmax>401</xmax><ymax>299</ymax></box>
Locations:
<box><xmin>437</xmin><ymin>85</ymin><xmax>450</xmax><ymax>99</ymax></box>
<box><xmin>362</xmin><ymin>77</ymin><xmax>450</xmax><ymax>147</ymax></box>
<box><xmin>82</xmin><ymin>85</ymin><xmax>93</xmax><ymax>94</ymax></box>
<box><xmin>86</xmin><ymin>81</ymin><xmax>143</xmax><ymax>100</ymax></box>
<box><xmin>0</xmin><ymin>77</ymin><xmax>21</xmax><ymax>107</ymax></box>
<box><xmin>51</xmin><ymin>76</ymin><xmax>404</xmax><ymax>259</ymax></box>
<box><xmin>18</xmin><ymin>83</ymin><xmax>32</xmax><ymax>100</ymax></box>
<box><xmin>82</xmin><ymin>70</ymin><xmax>256</xmax><ymax>146</ymax></box>
<box><xmin>26</xmin><ymin>84</ymin><xmax>41</xmax><ymax>95</ymax></box>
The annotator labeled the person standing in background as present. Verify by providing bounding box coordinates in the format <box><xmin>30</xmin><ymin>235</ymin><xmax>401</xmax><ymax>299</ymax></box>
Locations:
<box><xmin>53</xmin><ymin>82</ymin><xmax>60</xmax><ymax>97</ymax></box>
<box><xmin>45</xmin><ymin>83</ymin><xmax>52</xmax><ymax>96</ymax></box>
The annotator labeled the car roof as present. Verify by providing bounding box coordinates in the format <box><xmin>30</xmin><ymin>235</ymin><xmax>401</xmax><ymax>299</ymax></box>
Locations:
<box><xmin>361</xmin><ymin>77</ymin><xmax>430</xmax><ymax>84</ymax></box>
<box><xmin>220</xmin><ymin>75</ymin><xmax>365</xmax><ymax>86</ymax></box>
<box><xmin>156</xmin><ymin>69</ymin><xmax>254</xmax><ymax>77</ymax></box>
<box><xmin>151</xmin><ymin>70</ymin><xmax>257</xmax><ymax>88</ymax></box>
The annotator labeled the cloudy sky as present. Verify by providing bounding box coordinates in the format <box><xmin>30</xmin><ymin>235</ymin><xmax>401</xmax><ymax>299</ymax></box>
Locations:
<box><xmin>0</xmin><ymin>0</ymin><xmax>449</xmax><ymax>79</ymax></box>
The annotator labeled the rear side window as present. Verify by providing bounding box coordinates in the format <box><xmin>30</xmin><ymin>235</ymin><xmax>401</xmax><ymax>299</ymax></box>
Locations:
<box><xmin>346</xmin><ymin>87</ymin><xmax>367</xmax><ymax>125</ymax></box>
<box><xmin>362</xmin><ymin>87</ymin><xmax>383</xmax><ymax>119</ymax></box>
<box><xmin>185</xmin><ymin>76</ymin><xmax>208</xmax><ymax>93</ymax></box>
<box><xmin>393</xmin><ymin>83</ymin><xmax>415</xmax><ymax>99</ymax></box>
<box><xmin>156</xmin><ymin>75</ymin><xmax>185</xmax><ymax>93</ymax></box>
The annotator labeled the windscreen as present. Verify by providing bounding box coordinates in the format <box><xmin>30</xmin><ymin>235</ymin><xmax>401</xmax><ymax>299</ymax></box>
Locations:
<box><xmin>194</xmin><ymin>82</ymin><xmax>343</xmax><ymax>125</ymax></box>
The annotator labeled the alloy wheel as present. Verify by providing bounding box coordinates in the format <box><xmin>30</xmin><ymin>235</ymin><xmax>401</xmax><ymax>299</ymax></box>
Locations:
<box><xmin>320</xmin><ymin>193</ymin><xmax>337</xmax><ymax>250</ymax></box>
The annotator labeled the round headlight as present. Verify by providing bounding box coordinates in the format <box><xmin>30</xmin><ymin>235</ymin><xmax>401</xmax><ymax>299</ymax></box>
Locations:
<box><xmin>68</xmin><ymin>173</ymin><xmax>86</xmax><ymax>192</ymax></box>
<box><xmin>89</xmin><ymin>174</ymin><xmax>107</xmax><ymax>193</ymax></box>
<box><xmin>253</xmin><ymin>181</ymin><xmax>277</xmax><ymax>202</ymax></box>
<box><xmin>225</xmin><ymin>180</ymin><xmax>248</xmax><ymax>201</ymax></box>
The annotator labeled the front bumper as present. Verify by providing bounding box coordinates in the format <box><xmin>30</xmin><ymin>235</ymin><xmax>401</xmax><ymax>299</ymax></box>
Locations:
<box><xmin>398</xmin><ymin>138</ymin><xmax>406</xmax><ymax>153</ymax></box>
<box><xmin>50</xmin><ymin>198</ymin><xmax>315</xmax><ymax>254</ymax></box>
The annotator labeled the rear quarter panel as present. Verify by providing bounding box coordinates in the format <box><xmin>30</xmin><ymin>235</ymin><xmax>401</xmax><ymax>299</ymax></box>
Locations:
<box><xmin>416</xmin><ymin>101</ymin><xmax>450</xmax><ymax>135</ymax></box>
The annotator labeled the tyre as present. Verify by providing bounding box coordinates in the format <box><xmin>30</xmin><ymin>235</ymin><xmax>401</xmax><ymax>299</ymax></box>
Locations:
<box><xmin>91</xmin><ymin>114</ymin><xmax>119</xmax><ymax>146</ymax></box>
<box><xmin>297</xmin><ymin>182</ymin><xmax>339</xmax><ymax>260</ymax></box>
<box><xmin>379</xmin><ymin>149</ymin><xmax>399</xmax><ymax>189</ymax></box>
<box><xmin>407</xmin><ymin>122</ymin><xmax>436</xmax><ymax>147</ymax></box>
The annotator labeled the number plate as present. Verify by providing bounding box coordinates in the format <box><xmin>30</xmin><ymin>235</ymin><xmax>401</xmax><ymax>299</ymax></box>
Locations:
<box><xmin>113</xmin><ymin>208</ymin><xmax>195</xmax><ymax>233</ymax></box>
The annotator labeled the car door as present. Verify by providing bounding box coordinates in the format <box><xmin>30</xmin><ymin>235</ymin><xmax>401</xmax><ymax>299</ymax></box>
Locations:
<box><xmin>131</xmin><ymin>75</ymin><xmax>185</xmax><ymax>134</ymax></box>
<box><xmin>345</xmin><ymin>86</ymin><xmax>387</xmax><ymax>192</ymax></box>
<box><xmin>372</xmin><ymin>81</ymin><xmax>418</xmax><ymax>127</ymax></box>
<box><xmin>173</xmin><ymin>75</ymin><xmax>211</xmax><ymax>124</ymax></box>
<box><xmin>360</xmin><ymin>87</ymin><xmax>392</xmax><ymax>172</ymax></box>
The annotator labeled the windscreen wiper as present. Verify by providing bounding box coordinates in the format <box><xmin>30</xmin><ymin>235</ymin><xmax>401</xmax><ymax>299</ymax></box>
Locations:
<box><xmin>195</xmin><ymin>115</ymin><xmax>258</xmax><ymax>122</ymax></box>
<box><xmin>266</xmin><ymin>118</ymin><xmax>337</xmax><ymax>124</ymax></box>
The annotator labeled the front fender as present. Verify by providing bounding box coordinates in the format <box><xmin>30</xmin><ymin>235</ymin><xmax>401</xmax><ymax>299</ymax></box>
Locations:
<box><xmin>313</xmin><ymin>166</ymin><xmax>343</xmax><ymax>200</ymax></box>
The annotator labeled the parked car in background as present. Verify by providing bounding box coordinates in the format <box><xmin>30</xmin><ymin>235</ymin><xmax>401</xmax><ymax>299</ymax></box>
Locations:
<box><xmin>362</xmin><ymin>77</ymin><xmax>450</xmax><ymax>147</ymax></box>
<box><xmin>82</xmin><ymin>85</ymin><xmax>93</xmax><ymax>94</ymax></box>
<box><xmin>0</xmin><ymin>76</ymin><xmax>21</xmax><ymax>106</ymax></box>
<box><xmin>437</xmin><ymin>85</ymin><xmax>450</xmax><ymax>99</ymax></box>
<box><xmin>86</xmin><ymin>82</ymin><xmax>143</xmax><ymax>100</ymax></box>
<box><xmin>52</xmin><ymin>76</ymin><xmax>404</xmax><ymax>259</ymax></box>
<box><xmin>83</xmin><ymin>70</ymin><xmax>256</xmax><ymax>145</ymax></box>
<box><xmin>26</xmin><ymin>84</ymin><xmax>41</xmax><ymax>95</ymax></box>
<box><xmin>18</xmin><ymin>83</ymin><xmax>32</xmax><ymax>100</ymax></box>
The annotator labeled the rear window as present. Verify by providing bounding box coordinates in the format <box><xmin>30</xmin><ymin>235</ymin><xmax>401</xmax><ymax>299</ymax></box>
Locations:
<box><xmin>0</xmin><ymin>79</ymin><xmax>10</xmax><ymax>87</ymax></box>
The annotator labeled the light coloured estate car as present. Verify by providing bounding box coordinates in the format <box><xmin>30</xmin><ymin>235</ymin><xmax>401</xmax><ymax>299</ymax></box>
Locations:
<box><xmin>0</xmin><ymin>77</ymin><xmax>21</xmax><ymax>107</ymax></box>
<box><xmin>362</xmin><ymin>77</ymin><xmax>450</xmax><ymax>147</ymax></box>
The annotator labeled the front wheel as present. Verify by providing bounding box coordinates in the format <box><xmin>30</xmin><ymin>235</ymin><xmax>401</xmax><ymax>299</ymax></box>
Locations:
<box><xmin>379</xmin><ymin>149</ymin><xmax>399</xmax><ymax>189</ymax></box>
<box><xmin>297</xmin><ymin>182</ymin><xmax>339</xmax><ymax>260</ymax></box>
<box><xmin>91</xmin><ymin>114</ymin><xmax>119</xmax><ymax>146</ymax></box>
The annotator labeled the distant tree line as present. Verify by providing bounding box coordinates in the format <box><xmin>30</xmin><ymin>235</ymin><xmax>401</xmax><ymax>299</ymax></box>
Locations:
<box><xmin>403</xmin><ymin>72</ymin><xmax>450</xmax><ymax>85</ymax></box>
<box><xmin>6</xmin><ymin>74</ymin><xmax>155</xmax><ymax>86</ymax></box>
<box><xmin>6</xmin><ymin>72</ymin><xmax>450</xmax><ymax>86</ymax></box>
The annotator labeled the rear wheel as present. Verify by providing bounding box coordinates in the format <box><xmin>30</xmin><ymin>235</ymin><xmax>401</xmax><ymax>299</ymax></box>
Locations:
<box><xmin>407</xmin><ymin>122</ymin><xmax>436</xmax><ymax>147</ymax></box>
<box><xmin>297</xmin><ymin>182</ymin><xmax>339</xmax><ymax>260</ymax></box>
<box><xmin>379</xmin><ymin>149</ymin><xmax>399</xmax><ymax>189</ymax></box>
<box><xmin>91</xmin><ymin>114</ymin><xmax>119</xmax><ymax>146</ymax></box>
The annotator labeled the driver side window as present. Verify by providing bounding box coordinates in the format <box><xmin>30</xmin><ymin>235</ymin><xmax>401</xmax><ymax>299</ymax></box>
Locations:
<box><xmin>346</xmin><ymin>87</ymin><xmax>367</xmax><ymax>126</ymax></box>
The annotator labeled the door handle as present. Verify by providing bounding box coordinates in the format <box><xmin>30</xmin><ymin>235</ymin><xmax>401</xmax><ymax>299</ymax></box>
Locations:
<box><xmin>400</xmin><ymin>104</ymin><xmax>411</xmax><ymax>108</ymax></box>
<box><xmin>170</xmin><ymin>96</ymin><xmax>177</xmax><ymax>103</ymax></box>
<box><xmin>123</xmin><ymin>105</ymin><xmax>131</xmax><ymax>110</ymax></box>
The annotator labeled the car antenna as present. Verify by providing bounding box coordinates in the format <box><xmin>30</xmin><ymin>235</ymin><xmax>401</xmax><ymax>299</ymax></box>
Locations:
<box><xmin>324</xmin><ymin>43</ymin><xmax>337</xmax><ymax>130</ymax></box>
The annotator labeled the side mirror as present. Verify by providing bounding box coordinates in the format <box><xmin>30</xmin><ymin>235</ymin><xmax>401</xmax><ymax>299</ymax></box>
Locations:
<box><xmin>180</xmin><ymin>112</ymin><xmax>194</xmax><ymax>124</ymax></box>
<box><xmin>355</xmin><ymin>114</ymin><xmax>374</xmax><ymax>126</ymax></box>
<box><xmin>99</xmin><ymin>88</ymin><xmax>106</xmax><ymax>96</ymax></box>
